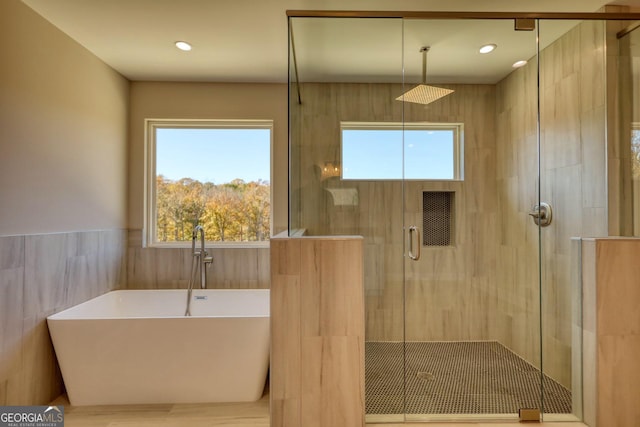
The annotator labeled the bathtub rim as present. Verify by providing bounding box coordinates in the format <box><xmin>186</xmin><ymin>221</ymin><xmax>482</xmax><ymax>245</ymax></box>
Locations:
<box><xmin>47</xmin><ymin>288</ymin><xmax>270</xmax><ymax>321</ymax></box>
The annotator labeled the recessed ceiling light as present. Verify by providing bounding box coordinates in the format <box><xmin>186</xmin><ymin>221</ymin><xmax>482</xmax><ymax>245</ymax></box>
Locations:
<box><xmin>175</xmin><ymin>41</ymin><xmax>192</xmax><ymax>51</ymax></box>
<box><xmin>512</xmin><ymin>60</ymin><xmax>528</xmax><ymax>68</ymax></box>
<box><xmin>479</xmin><ymin>44</ymin><xmax>497</xmax><ymax>54</ymax></box>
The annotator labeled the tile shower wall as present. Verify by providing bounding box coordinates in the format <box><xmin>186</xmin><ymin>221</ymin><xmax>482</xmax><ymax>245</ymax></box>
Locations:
<box><xmin>291</xmin><ymin>83</ymin><xmax>500</xmax><ymax>343</ymax></box>
<box><xmin>496</xmin><ymin>20</ymin><xmax>608</xmax><ymax>389</ymax></box>
<box><xmin>0</xmin><ymin>229</ymin><xmax>126</xmax><ymax>405</ymax></box>
<box><xmin>126</xmin><ymin>230</ymin><xmax>269</xmax><ymax>289</ymax></box>
<box><xmin>294</xmin><ymin>19</ymin><xmax>609</xmax><ymax>394</ymax></box>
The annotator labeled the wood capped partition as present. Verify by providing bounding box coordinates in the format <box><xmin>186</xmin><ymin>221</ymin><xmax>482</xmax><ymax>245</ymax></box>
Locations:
<box><xmin>270</xmin><ymin>233</ymin><xmax>365</xmax><ymax>427</ymax></box>
<box><xmin>581</xmin><ymin>238</ymin><xmax>640</xmax><ymax>427</ymax></box>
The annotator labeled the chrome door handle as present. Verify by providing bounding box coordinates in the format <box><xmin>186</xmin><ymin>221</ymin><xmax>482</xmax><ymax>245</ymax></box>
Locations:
<box><xmin>408</xmin><ymin>226</ymin><xmax>421</xmax><ymax>261</ymax></box>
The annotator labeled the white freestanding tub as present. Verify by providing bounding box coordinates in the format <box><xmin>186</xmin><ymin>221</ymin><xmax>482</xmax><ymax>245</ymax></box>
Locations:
<box><xmin>47</xmin><ymin>289</ymin><xmax>270</xmax><ymax>406</ymax></box>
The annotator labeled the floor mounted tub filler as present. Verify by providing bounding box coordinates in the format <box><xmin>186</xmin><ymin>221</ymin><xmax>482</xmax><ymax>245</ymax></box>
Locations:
<box><xmin>47</xmin><ymin>289</ymin><xmax>270</xmax><ymax>406</ymax></box>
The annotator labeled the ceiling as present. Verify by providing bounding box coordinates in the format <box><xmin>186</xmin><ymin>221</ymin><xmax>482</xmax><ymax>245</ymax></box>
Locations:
<box><xmin>21</xmin><ymin>0</ymin><xmax>640</xmax><ymax>84</ymax></box>
<box><xmin>292</xmin><ymin>18</ymin><xmax>572</xmax><ymax>84</ymax></box>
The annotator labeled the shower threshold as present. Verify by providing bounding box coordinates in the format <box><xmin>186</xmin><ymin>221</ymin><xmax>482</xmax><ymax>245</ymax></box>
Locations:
<box><xmin>365</xmin><ymin>341</ymin><xmax>571</xmax><ymax>417</ymax></box>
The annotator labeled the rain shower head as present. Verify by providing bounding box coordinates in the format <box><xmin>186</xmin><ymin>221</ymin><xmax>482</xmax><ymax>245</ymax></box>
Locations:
<box><xmin>397</xmin><ymin>84</ymin><xmax>455</xmax><ymax>105</ymax></box>
<box><xmin>396</xmin><ymin>46</ymin><xmax>454</xmax><ymax>105</ymax></box>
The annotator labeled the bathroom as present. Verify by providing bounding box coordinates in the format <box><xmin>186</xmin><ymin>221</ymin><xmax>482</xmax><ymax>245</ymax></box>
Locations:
<box><xmin>1</xmin><ymin>0</ymin><xmax>640</xmax><ymax>426</ymax></box>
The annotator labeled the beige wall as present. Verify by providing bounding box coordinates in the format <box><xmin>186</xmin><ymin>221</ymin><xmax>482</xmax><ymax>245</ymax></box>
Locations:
<box><xmin>127</xmin><ymin>244</ymin><xmax>270</xmax><ymax>290</ymax></box>
<box><xmin>128</xmin><ymin>82</ymin><xmax>288</xmax><ymax>236</ymax></box>
<box><xmin>0</xmin><ymin>230</ymin><xmax>126</xmax><ymax>405</ymax></box>
<box><xmin>291</xmin><ymin>83</ymin><xmax>500</xmax><ymax>343</ymax></box>
<box><xmin>0</xmin><ymin>0</ymin><xmax>128</xmax><ymax>236</ymax></box>
<box><xmin>493</xmin><ymin>58</ymin><xmax>542</xmax><ymax>371</ymax></box>
<box><xmin>126</xmin><ymin>82</ymin><xmax>287</xmax><ymax>289</ymax></box>
<box><xmin>0</xmin><ymin>0</ymin><xmax>129</xmax><ymax>405</ymax></box>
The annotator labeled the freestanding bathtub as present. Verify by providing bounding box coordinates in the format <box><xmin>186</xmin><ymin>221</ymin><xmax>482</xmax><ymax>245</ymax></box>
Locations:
<box><xmin>47</xmin><ymin>289</ymin><xmax>270</xmax><ymax>406</ymax></box>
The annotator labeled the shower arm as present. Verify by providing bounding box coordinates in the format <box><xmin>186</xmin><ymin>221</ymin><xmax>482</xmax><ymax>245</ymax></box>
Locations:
<box><xmin>421</xmin><ymin>46</ymin><xmax>429</xmax><ymax>85</ymax></box>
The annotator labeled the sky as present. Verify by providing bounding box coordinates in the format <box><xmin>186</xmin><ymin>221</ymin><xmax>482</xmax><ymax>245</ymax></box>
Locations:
<box><xmin>155</xmin><ymin>127</ymin><xmax>455</xmax><ymax>184</ymax></box>
<box><xmin>342</xmin><ymin>129</ymin><xmax>455</xmax><ymax>180</ymax></box>
<box><xmin>156</xmin><ymin>128</ymin><xmax>271</xmax><ymax>184</ymax></box>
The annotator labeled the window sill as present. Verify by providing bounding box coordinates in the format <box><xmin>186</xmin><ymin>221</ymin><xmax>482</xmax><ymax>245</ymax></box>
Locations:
<box><xmin>147</xmin><ymin>241</ymin><xmax>270</xmax><ymax>249</ymax></box>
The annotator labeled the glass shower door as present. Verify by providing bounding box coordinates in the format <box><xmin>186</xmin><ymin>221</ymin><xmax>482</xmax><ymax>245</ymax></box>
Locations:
<box><xmin>287</xmin><ymin>15</ymin><xmax>407</xmax><ymax>423</ymax></box>
<box><xmin>401</xmin><ymin>18</ymin><xmax>543</xmax><ymax>421</ymax></box>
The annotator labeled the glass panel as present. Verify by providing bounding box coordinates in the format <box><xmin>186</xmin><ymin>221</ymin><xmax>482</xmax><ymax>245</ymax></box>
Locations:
<box><xmin>538</xmin><ymin>18</ymin><xmax>610</xmax><ymax>421</ymax></box>
<box><xmin>618</xmin><ymin>23</ymin><xmax>640</xmax><ymax>236</ymax></box>
<box><xmin>404</xmin><ymin>129</ymin><xmax>456</xmax><ymax>180</ymax></box>
<box><xmin>538</xmin><ymin>16</ymin><xmax>640</xmax><ymax>422</ymax></box>
<box><xmin>288</xmin><ymin>19</ymin><xmax>302</xmax><ymax>232</ymax></box>
<box><xmin>401</xmin><ymin>18</ymin><xmax>541</xmax><ymax>421</ymax></box>
<box><xmin>287</xmin><ymin>16</ymin><xmax>405</xmax><ymax>422</ymax></box>
<box><xmin>289</xmin><ymin>12</ymin><xmax>640</xmax><ymax>425</ymax></box>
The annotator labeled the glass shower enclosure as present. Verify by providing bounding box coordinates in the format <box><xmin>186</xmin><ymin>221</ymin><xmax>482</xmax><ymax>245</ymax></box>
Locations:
<box><xmin>288</xmin><ymin>11</ymin><xmax>639</xmax><ymax>423</ymax></box>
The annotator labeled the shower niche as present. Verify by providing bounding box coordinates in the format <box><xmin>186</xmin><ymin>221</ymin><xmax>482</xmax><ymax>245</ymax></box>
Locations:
<box><xmin>287</xmin><ymin>11</ymin><xmax>638</xmax><ymax>424</ymax></box>
<box><xmin>422</xmin><ymin>191</ymin><xmax>454</xmax><ymax>247</ymax></box>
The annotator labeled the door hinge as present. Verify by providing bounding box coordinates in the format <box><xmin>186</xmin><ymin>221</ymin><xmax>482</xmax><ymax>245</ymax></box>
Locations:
<box><xmin>519</xmin><ymin>408</ymin><xmax>540</xmax><ymax>422</ymax></box>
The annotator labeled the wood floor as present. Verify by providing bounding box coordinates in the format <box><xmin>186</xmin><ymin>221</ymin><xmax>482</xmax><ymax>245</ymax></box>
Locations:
<box><xmin>51</xmin><ymin>393</ymin><xmax>270</xmax><ymax>427</ymax></box>
<box><xmin>52</xmin><ymin>393</ymin><xmax>587</xmax><ymax>427</ymax></box>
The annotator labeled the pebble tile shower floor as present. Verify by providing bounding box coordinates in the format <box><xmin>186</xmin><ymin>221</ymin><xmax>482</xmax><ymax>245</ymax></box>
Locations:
<box><xmin>365</xmin><ymin>341</ymin><xmax>572</xmax><ymax>415</ymax></box>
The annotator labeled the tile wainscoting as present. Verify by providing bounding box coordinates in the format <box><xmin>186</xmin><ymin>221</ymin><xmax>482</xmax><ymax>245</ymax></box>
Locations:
<box><xmin>0</xmin><ymin>229</ymin><xmax>127</xmax><ymax>405</ymax></box>
<box><xmin>0</xmin><ymin>228</ymin><xmax>266</xmax><ymax>405</ymax></box>
<box><xmin>126</xmin><ymin>229</ymin><xmax>269</xmax><ymax>290</ymax></box>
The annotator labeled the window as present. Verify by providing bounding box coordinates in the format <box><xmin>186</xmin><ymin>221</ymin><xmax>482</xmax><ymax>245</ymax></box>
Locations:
<box><xmin>341</xmin><ymin>122</ymin><xmax>463</xmax><ymax>180</ymax></box>
<box><xmin>145</xmin><ymin>119</ymin><xmax>272</xmax><ymax>247</ymax></box>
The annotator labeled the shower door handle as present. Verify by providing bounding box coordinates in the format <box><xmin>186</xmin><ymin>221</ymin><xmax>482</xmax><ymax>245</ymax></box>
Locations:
<box><xmin>408</xmin><ymin>226</ymin><xmax>421</xmax><ymax>261</ymax></box>
<box><xmin>529</xmin><ymin>202</ymin><xmax>552</xmax><ymax>227</ymax></box>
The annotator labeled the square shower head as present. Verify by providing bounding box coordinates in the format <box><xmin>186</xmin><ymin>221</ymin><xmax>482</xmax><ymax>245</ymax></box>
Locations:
<box><xmin>395</xmin><ymin>84</ymin><xmax>454</xmax><ymax>105</ymax></box>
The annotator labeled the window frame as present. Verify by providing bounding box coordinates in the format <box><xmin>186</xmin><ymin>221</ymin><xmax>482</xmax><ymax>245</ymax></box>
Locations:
<box><xmin>144</xmin><ymin>118</ymin><xmax>273</xmax><ymax>248</ymax></box>
<box><xmin>340</xmin><ymin>121</ymin><xmax>464</xmax><ymax>181</ymax></box>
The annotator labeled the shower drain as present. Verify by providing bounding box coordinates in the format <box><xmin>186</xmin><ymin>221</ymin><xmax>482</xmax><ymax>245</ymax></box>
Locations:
<box><xmin>417</xmin><ymin>371</ymin><xmax>435</xmax><ymax>381</ymax></box>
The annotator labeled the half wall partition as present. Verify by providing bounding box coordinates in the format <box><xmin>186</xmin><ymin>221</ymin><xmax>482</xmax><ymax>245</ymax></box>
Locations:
<box><xmin>288</xmin><ymin>10</ymin><xmax>640</xmax><ymax>423</ymax></box>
